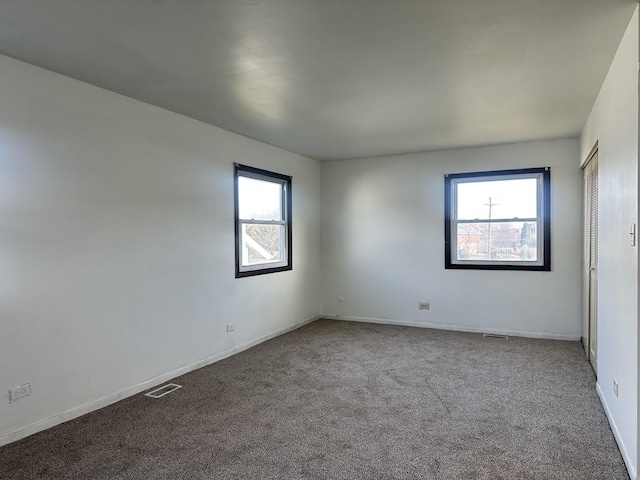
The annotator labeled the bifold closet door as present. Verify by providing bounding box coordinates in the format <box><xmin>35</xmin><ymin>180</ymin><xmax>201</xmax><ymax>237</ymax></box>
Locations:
<box><xmin>582</xmin><ymin>149</ymin><xmax>598</xmax><ymax>375</ymax></box>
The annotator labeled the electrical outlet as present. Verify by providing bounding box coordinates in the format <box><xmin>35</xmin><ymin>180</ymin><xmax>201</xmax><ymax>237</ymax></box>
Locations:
<box><xmin>419</xmin><ymin>302</ymin><xmax>430</xmax><ymax>310</ymax></box>
<box><xmin>9</xmin><ymin>383</ymin><xmax>31</xmax><ymax>403</ymax></box>
<box><xmin>226</xmin><ymin>323</ymin><xmax>235</xmax><ymax>332</ymax></box>
<box><xmin>613</xmin><ymin>379</ymin><xmax>619</xmax><ymax>397</ymax></box>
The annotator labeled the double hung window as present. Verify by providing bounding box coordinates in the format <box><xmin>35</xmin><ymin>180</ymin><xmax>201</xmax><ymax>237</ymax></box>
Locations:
<box><xmin>444</xmin><ymin>167</ymin><xmax>550</xmax><ymax>270</ymax></box>
<box><xmin>234</xmin><ymin>164</ymin><xmax>292</xmax><ymax>277</ymax></box>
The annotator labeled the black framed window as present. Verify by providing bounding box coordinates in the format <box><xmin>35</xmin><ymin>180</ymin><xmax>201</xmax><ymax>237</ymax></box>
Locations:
<box><xmin>234</xmin><ymin>164</ymin><xmax>292</xmax><ymax>278</ymax></box>
<box><xmin>444</xmin><ymin>167</ymin><xmax>550</xmax><ymax>271</ymax></box>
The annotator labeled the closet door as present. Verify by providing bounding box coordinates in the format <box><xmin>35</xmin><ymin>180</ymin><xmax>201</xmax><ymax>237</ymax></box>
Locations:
<box><xmin>582</xmin><ymin>149</ymin><xmax>598</xmax><ymax>374</ymax></box>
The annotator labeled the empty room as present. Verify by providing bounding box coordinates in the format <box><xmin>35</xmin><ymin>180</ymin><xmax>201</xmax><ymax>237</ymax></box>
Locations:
<box><xmin>0</xmin><ymin>1</ymin><xmax>639</xmax><ymax>479</ymax></box>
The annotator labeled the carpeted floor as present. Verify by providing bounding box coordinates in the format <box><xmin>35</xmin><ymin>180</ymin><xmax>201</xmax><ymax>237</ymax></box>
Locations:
<box><xmin>0</xmin><ymin>319</ymin><xmax>629</xmax><ymax>479</ymax></box>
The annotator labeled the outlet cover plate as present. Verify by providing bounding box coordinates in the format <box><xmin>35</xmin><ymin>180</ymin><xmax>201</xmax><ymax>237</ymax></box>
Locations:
<box><xmin>9</xmin><ymin>383</ymin><xmax>31</xmax><ymax>403</ymax></box>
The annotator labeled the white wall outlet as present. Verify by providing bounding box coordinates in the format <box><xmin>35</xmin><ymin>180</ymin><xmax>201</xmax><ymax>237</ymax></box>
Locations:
<box><xmin>419</xmin><ymin>302</ymin><xmax>430</xmax><ymax>310</ymax></box>
<box><xmin>613</xmin><ymin>379</ymin><xmax>619</xmax><ymax>397</ymax></box>
<box><xmin>226</xmin><ymin>323</ymin><xmax>235</xmax><ymax>332</ymax></box>
<box><xmin>9</xmin><ymin>383</ymin><xmax>31</xmax><ymax>403</ymax></box>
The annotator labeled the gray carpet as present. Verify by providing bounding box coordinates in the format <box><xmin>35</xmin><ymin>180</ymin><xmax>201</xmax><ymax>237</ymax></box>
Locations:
<box><xmin>0</xmin><ymin>319</ymin><xmax>629</xmax><ymax>479</ymax></box>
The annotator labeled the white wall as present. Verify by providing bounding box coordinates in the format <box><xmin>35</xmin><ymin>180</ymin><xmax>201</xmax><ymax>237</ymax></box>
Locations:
<box><xmin>321</xmin><ymin>138</ymin><xmax>582</xmax><ymax>339</ymax></box>
<box><xmin>0</xmin><ymin>54</ymin><xmax>321</xmax><ymax>443</ymax></box>
<box><xmin>580</xmin><ymin>6</ymin><xmax>638</xmax><ymax>478</ymax></box>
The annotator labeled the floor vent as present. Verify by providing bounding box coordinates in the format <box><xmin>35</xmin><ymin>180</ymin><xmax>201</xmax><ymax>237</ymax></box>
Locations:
<box><xmin>483</xmin><ymin>333</ymin><xmax>509</xmax><ymax>339</ymax></box>
<box><xmin>144</xmin><ymin>383</ymin><xmax>182</xmax><ymax>399</ymax></box>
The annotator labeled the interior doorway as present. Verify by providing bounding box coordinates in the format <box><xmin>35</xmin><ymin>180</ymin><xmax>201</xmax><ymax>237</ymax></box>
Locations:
<box><xmin>582</xmin><ymin>144</ymin><xmax>598</xmax><ymax>375</ymax></box>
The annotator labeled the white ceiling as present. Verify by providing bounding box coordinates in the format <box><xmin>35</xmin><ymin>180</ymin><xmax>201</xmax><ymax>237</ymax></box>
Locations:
<box><xmin>0</xmin><ymin>1</ymin><xmax>636</xmax><ymax>160</ymax></box>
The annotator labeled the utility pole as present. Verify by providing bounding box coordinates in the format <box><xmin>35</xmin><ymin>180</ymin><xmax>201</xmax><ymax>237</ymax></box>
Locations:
<box><xmin>485</xmin><ymin>197</ymin><xmax>499</xmax><ymax>259</ymax></box>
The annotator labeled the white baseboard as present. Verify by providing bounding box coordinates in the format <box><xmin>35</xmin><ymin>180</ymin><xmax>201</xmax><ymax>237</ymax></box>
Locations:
<box><xmin>322</xmin><ymin>314</ymin><xmax>581</xmax><ymax>341</ymax></box>
<box><xmin>0</xmin><ymin>314</ymin><xmax>320</xmax><ymax>447</ymax></box>
<box><xmin>596</xmin><ymin>383</ymin><xmax>636</xmax><ymax>480</ymax></box>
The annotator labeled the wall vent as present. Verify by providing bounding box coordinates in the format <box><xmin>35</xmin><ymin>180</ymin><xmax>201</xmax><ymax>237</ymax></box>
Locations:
<box><xmin>144</xmin><ymin>383</ymin><xmax>182</xmax><ymax>399</ymax></box>
<box><xmin>483</xmin><ymin>333</ymin><xmax>509</xmax><ymax>339</ymax></box>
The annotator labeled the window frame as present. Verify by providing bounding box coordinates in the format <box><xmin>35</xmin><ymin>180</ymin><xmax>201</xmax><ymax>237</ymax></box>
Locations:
<box><xmin>444</xmin><ymin>167</ymin><xmax>551</xmax><ymax>271</ymax></box>
<box><xmin>234</xmin><ymin>164</ymin><xmax>292</xmax><ymax>278</ymax></box>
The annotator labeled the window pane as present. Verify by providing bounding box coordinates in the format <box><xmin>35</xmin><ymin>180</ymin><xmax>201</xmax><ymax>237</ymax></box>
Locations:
<box><xmin>457</xmin><ymin>178</ymin><xmax>537</xmax><ymax>220</ymax></box>
<box><xmin>238</xmin><ymin>176</ymin><xmax>283</xmax><ymax>221</ymax></box>
<box><xmin>241</xmin><ymin>223</ymin><xmax>284</xmax><ymax>266</ymax></box>
<box><xmin>456</xmin><ymin>221</ymin><xmax>538</xmax><ymax>262</ymax></box>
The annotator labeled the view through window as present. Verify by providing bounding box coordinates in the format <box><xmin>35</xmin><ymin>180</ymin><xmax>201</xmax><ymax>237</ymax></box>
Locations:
<box><xmin>234</xmin><ymin>164</ymin><xmax>292</xmax><ymax>277</ymax></box>
<box><xmin>445</xmin><ymin>168</ymin><xmax>550</xmax><ymax>270</ymax></box>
